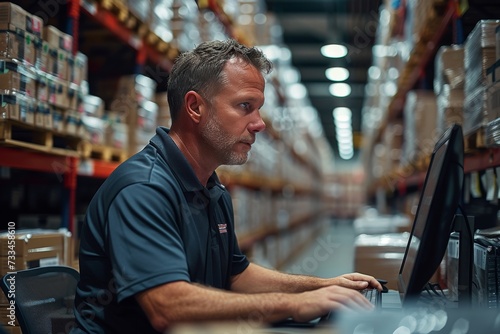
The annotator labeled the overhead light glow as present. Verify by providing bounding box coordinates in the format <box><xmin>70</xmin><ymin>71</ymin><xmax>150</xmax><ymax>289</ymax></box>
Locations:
<box><xmin>332</xmin><ymin>107</ymin><xmax>352</xmax><ymax>122</ymax></box>
<box><xmin>329</xmin><ymin>83</ymin><xmax>351</xmax><ymax>97</ymax></box>
<box><xmin>287</xmin><ymin>83</ymin><xmax>307</xmax><ymax>99</ymax></box>
<box><xmin>368</xmin><ymin>66</ymin><xmax>381</xmax><ymax>80</ymax></box>
<box><xmin>333</xmin><ymin>106</ymin><xmax>354</xmax><ymax>160</ymax></box>
<box><xmin>321</xmin><ymin>44</ymin><xmax>348</xmax><ymax>58</ymax></box>
<box><xmin>325</xmin><ymin>67</ymin><xmax>349</xmax><ymax>81</ymax></box>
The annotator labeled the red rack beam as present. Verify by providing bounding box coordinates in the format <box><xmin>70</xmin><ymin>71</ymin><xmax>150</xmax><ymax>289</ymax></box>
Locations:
<box><xmin>464</xmin><ymin>148</ymin><xmax>500</xmax><ymax>173</ymax></box>
<box><xmin>0</xmin><ymin>147</ymin><xmax>72</xmax><ymax>174</ymax></box>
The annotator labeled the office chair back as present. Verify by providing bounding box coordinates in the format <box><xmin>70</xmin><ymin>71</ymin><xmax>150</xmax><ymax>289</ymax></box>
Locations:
<box><xmin>0</xmin><ymin>266</ymin><xmax>79</xmax><ymax>334</ymax></box>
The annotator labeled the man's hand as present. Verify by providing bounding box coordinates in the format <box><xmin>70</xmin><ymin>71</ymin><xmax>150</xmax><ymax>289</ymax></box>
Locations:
<box><xmin>290</xmin><ymin>284</ymin><xmax>374</xmax><ymax>323</ymax></box>
<box><xmin>330</xmin><ymin>273</ymin><xmax>383</xmax><ymax>291</ymax></box>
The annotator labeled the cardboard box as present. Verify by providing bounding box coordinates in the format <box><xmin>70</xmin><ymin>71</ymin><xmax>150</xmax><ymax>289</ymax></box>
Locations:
<box><xmin>0</xmin><ymin>229</ymin><xmax>71</xmax><ymax>275</ymax></box>
<box><xmin>354</xmin><ymin>233</ymin><xmax>411</xmax><ymax>290</ymax></box>
<box><xmin>67</xmin><ymin>52</ymin><xmax>88</xmax><ymax>86</ymax></box>
<box><xmin>43</xmin><ymin>25</ymin><xmax>72</xmax><ymax>53</ymax></box>
<box><xmin>0</xmin><ymin>61</ymin><xmax>36</xmax><ymax>97</ymax></box>
<box><xmin>35</xmin><ymin>102</ymin><xmax>49</xmax><ymax>128</ymax></box>
<box><xmin>0</xmin><ymin>31</ymin><xmax>37</xmax><ymax>66</ymax></box>
<box><xmin>46</xmin><ymin>47</ymin><xmax>70</xmax><ymax>81</ymax></box>
<box><xmin>0</xmin><ymin>2</ymin><xmax>42</xmax><ymax>37</ymax></box>
<box><xmin>0</xmin><ymin>93</ymin><xmax>35</xmax><ymax>124</ymax></box>
<box><xmin>35</xmin><ymin>39</ymin><xmax>51</xmax><ymax>73</ymax></box>
<box><xmin>48</xmin><ymin>77</ymin><xmax>70</xmax><ymax>109</ymax></box>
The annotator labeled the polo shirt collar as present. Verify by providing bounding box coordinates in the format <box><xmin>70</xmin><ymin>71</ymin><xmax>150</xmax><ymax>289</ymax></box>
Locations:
<box><xmin>151</xmin><ymin>127</ymin><xmax>224</xmax><ymax>193</ymax></box>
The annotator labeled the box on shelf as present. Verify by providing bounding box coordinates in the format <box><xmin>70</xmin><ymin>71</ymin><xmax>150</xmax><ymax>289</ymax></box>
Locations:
<box><xmin>129</xmin><ymin>100</ymin><xmax>158</xmax><ymax>154</ymax></box>
<box><xmin>81</xmin><ymin>114</ymin><xmax>106</xmax><ymax>145</ymax></box>
<box><xmin>464</xmin><ymin>20</ymin><xmax>500</xmax><ymax>95</ymax></box>
<box><xmin>0</xmin><ymin>93</ymin><xmax>35</xmax><ymax>124</ymax></box>
<box><xmin>64</xmin><ymin>110</ymin><xmax>81</xmax><ymax>136</ymax></box>
<box><xmin>67</xmin><ymin>52</ymin><xmax>88</xmax><ymax>86</ymax></box>
<box><xmin>401</xmin><ymin>90</ymin><xmax>438</xmax><ymax>164</ymax></box>
<box><xmin>43</xmin><ymin>25</ymin><xmax>72</xmax><ymax>53</ymax></box>
<box><xmin>0</xmin><ymin>2</ymin><xmax>43</xmax><ymax>38</ymax></box>
<box><xmin>105</xmin><ymin>120</ymin><xmax>128</xmax><ymax>151</ymax></box>
<box><xmin>437</xmin><ymin>85</ymin><xmax>464</xmax><ymax>134</ymax></box>
<box><xmin>83</xmin><ymin>95</ymin><xmax>105</xmax><ymax>118</ymax></box>
<box><xmin>434</xmin><ymin>45</ymin><xmax>465</xmax><ymax>95</ymax></box>
<box><xmin>34</xmin><ymin>101</ymin><xmax>51</xmax><ymax>129</ymax></box>
<box><xmin>0</xmin><ymin>31</ymin><xmax>37</xmax><ymax>66</ymax></box>
<box><xmin>47</xmin><ymin>77</ymin><xmax>70</xmax><ymax>109</ymax></box>
<box><xmin>0</xmin><ymin>60</ymin><xmax>37</xmax><ymax>97</ymax></box>
<box><xmin>51</xmin><ymin>107</ymin><xmax>64</xmax><ymax>132</ymax></box>
<box><xmin>0</xmin><ymin>229</ymin><xmax>72</xmax><ymax>275</ymax></box>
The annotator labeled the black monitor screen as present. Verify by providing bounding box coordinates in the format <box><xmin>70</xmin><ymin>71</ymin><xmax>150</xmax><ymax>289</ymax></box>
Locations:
<box><xmin>398</xmin><ymin>124</ymin><xmax>464</xmax><ymax>302</ymax></box>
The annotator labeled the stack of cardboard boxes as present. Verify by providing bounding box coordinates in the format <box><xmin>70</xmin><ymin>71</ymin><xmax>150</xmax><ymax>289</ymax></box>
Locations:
<box><xmin>0</xmin><ymin>229</ymin><xmax>74</xmax><ymax>334</ymax></box>
<box><xmin>0</xmin><ymin>2</ymin><xmax>88</xmax><ymax>140</ymax></box>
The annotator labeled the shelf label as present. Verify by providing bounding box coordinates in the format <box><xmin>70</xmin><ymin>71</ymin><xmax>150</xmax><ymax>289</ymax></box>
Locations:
<box><xmin>78</xmin><ymin>160</ymin><xmax>95</xmax><ymax>176</ymax></box>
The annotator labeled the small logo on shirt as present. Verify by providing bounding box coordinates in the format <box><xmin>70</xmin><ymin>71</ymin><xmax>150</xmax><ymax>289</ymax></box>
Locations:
<box><xmin>218</xmin><ymin>223</ymin><xmax>227</xmax><ymax>234</ymax></box>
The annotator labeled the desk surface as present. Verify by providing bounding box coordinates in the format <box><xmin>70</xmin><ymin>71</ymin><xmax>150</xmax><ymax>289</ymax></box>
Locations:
<box><xmin>167</xmin><ymin>306</ymin><xmax>500</xmax><ymax>334</ymax></box>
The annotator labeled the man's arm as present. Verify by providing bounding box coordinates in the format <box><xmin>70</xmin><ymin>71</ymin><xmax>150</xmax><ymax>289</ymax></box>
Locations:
<box><xmin>136</xmin><ymin>279</ymin><xmax>373</xmax><ymax>332</ymax></box>
<box><xmin>230</xmin><ymin>263</ymin><xmax>382</xmax><ymax>293</ymax></box>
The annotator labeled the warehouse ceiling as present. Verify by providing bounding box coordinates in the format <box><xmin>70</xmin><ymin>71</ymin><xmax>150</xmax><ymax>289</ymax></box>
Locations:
<box><xmin>263</xmin><ymin>0</ymin><xmax>384</xmax><ymax>162</ymax></box>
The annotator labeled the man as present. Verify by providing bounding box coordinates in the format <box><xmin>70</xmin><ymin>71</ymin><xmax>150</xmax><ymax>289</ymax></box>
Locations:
<box><xmin>73</xmin><ymin>39</ymin><xmax>381</xmax><ymax>333</ymax></box>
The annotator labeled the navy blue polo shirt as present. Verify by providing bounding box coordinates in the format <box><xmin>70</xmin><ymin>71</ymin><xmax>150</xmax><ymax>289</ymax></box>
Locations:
<box><xmin>73</xmin><ymin>127</ymin><xmax>249</xmax><ymax>334</ymax></box>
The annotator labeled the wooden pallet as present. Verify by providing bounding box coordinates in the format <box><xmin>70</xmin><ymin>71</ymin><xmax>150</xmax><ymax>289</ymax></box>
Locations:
<box><xmin>81</xmin><ymin>141</ymin><xmax>128</xmax><ymax>163</ymax></box>
<box><xmin>0</xmin><ymin>120</ymin><xmax>81</xmax><ymax>157</ymax></box>
<box><xmin>464</xmin><ymin>126</ymin><xmax>487</xmax><ymax>153</ymax></box>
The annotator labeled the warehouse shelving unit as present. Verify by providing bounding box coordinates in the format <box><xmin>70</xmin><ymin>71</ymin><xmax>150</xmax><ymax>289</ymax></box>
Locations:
<box><xmin>1</xmin><ymin>0</ymin><xmax>332</xmax><ymax>270</ymax></box>
<box><xmin>366</xmin><ymin>0</ymin><xmax>500</xmax><ymax>201</ymax></box>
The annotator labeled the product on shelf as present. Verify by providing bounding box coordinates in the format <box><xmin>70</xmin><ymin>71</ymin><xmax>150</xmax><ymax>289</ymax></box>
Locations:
<box><xmin>81</xmin><ymin>114</ymin><xmax>106</xmax><ymax>145</ymax></box>
<box><xmin>0</xmin><ymin>229</ymin><xmax>72</xmax><ymax>275</ymax></box>
<box><xmin>436</xmin><ymin>85</ymin><xmax>464</xmax><ymax>135</ymax></box>
<box><xmin>0</xmin><ymin>2</ymin><xmax>43</xmax><ymax>68</ymax></box>
<box><xmin>99</xmin><ymin>74</ymin><xmax>158</xmax><ymax>154</ymax></box>
<box><xmin>43</xmin><ymin>25</ymin><xmax>73</xmax><ymax>81</ymax></box>
<box><xmin>82</xmin><ymin>95</ymin><xmax>105</xmax><ymax>118</ymax></box>
<box><xmin>35</xmin><ymin>101</ymin><xmax>53</xmax><ymax>129</ymax></box>
<box><xmin>463</xmin><ymin>20</ymin><xmax>500</xmax><ymax>135</ymax></box>
<box><xmin>401</xmin><ymin>90</ymin><xmax>438</xmax><ymax>165</ymax></box>
<box><xmin>0</xmin><ymin>60</ymin><xmax>37</xmax><ymax>98</ymax></box>
<box><xmin>68</xmin><ymin>52</ymin><xmax>88</xmax><ymax>86</ymax></box>
<box><xmin>434</xmin><ymin>45</ymin><xmax>465</xmax><ymax>95</ymax></box>
<box><xmin>0</xmin><ymin>92</ymin><xmax>36</xmax><ymax>124</ymax></box>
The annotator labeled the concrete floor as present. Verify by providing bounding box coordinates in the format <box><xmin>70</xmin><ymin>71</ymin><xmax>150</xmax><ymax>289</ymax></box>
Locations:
<box><xmin>282</xmin><ymin>219</ymin><xmax>356</xmax><ymax>279</ymax></box>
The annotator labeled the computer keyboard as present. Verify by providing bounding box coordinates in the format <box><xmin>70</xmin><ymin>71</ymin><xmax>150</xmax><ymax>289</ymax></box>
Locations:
<box><xmin>362</xmin><ymin>288</ymin><xmax>381</xmax><ymax>307</ymax></box>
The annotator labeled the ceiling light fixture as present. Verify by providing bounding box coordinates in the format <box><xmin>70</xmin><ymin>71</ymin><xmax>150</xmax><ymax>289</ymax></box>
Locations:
<box><xmin>325</xmin><ymin>67</ymin><xmax>349</xmax><ymax>81</ymax></box>
<box><xmin>329</xmin><ymin>83</ymin><xmax>351</xmax><ymax>97</ymax></box>
<box><xmin>321</xmin><ymin>44</ymin><xmax>348</xmax><ymax>58</ymax></box>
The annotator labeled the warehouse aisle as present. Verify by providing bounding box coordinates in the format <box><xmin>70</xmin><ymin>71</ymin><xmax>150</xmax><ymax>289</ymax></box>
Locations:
<box><xmin>282</xmin><ymin>219</ymin><xmax>356</xmax><ymax>278</ymax></box>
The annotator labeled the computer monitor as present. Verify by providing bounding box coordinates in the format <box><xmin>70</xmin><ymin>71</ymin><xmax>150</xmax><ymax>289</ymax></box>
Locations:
<box><xmin>398</xmin><ymin>124</ymin><xmax>464</xmax><ymax>303</ymax></box>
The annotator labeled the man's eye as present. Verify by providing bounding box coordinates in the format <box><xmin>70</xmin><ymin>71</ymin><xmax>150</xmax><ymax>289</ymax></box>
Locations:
<box><xmin>240</xmin><ymin>103</ymin><xmax>250</xmax><ymax>110</ymax></box>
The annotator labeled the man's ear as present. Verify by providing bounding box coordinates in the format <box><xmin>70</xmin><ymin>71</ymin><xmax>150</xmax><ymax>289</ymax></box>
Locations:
<box><xmin>184</xmin><ymin>91</ymin><xmax>204</xmax><ymax>123</ymax></box>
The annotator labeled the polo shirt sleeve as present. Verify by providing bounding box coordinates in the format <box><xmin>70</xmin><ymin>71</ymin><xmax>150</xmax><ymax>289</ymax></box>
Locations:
<box><xmin>107</xmin><ymin>182</ymin><xmax>190</xmax><ymax>302</ymax></box>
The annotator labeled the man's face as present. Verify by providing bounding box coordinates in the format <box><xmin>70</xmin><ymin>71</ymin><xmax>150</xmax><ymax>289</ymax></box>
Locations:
<box><xmin>200</xmin><ymin>58</ymin><xmax>266</xmax><ymax>165</ymax></box>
